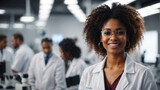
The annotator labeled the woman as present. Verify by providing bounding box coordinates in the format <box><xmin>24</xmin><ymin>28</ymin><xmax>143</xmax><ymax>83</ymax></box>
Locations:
<box><xmin>79</xmin><ymin>3</ymin><xmax>158</xmax><ymax>90</ymax></box>
<box><xmin>59</xmin><ymin>38</ymin><xmax>87</xmax><ymax>90</ymax></box>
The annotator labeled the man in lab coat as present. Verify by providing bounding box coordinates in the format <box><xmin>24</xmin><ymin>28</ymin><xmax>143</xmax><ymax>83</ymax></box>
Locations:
<box><xmin>0</xmin><ymin>34</ymin><xmax>14</xmax><ymax>64</ymax></box>
<box><xmin>28</xmin><ymin>37</ymin><xmax>66</xmax><ymax>90</ymax></box>
<box><xmin>11</xmin><ymin>33</ymin><xmax>34</xmax><ymax>74</ymax></box>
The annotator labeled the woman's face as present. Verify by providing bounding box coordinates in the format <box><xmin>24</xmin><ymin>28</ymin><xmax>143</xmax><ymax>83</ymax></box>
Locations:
<box><xmin>101</xmin><ymin>18</ymin><xmax>127</xmax><ymax>55</ymax></box>
<box><xmin>59</xmin><ymin>47</ymin><xmax>70</xmax><ymax>61</ymax></box>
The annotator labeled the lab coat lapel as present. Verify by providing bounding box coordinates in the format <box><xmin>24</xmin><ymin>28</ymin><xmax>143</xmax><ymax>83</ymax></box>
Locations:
<box><xmin>44</xmin><ymin>55</ymin><xmax>56</xmax><ymax>72</ymax></box>
<box><xmin>116</xmin><ymin>54</ymin><xmax>135</xmax><ymax>90</ymax></box>
<box><xmin>93</xmin><ymin>57</ymin><xmax>107</xmax><ymax>90</ymax></box>
<box><xmin>66</xmin><ymin>59</ymin><xmax>76</xmax><ymax>77</ymax></box>
<box><xmin>40</xmin><ymin>53</ymin><xmax>45</xmax><ymax>70</ymax></box>
<box><xmin>98</xmin><ymin>70</ymin><xmax>105</xmax><ymax>90</ymax></box>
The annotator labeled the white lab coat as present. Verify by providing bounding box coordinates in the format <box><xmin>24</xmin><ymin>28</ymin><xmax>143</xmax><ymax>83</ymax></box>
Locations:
<box><xmin>66</xmin><ymin>58</ymin><xmax>87</xmax><ymax>90</ymax></box>
<box><xmin>12</xmin><ymin>44</ymin><xmax>34</xmax><ymax>73</ymax></box>
<box><xmin>79</xmin><ymin>54</ymin><xmax>158</xmax><ymax>90</ymax></box>
<box><xmin>28</xmin><ymin>52</ymin><xmax>66</xmax><ymax>90</ymax></box>
<box><xmin>0</xmin><ymin>49</ymin><xmax>14</xmax><ymax>64</ymax></box>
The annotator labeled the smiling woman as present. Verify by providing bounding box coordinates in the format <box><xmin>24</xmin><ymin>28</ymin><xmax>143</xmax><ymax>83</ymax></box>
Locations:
<box><xmin>79</xmin><ymin>2</ymin><xmax>158</xmax><ymax>90</ymax></box>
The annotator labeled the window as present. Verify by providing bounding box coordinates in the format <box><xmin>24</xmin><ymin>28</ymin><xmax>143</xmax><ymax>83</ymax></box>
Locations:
<box><xmin>140</xmin><ymin>30</ymin><xmax>158</xmax><ymax>63</ymax></box>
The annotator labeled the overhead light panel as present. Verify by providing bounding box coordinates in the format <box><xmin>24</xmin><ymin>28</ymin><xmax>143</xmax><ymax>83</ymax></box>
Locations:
<box><xmin>64</xmin><ymin>0</ymin><xmax>78</xmax><ymax>5</ymax></box>
<box><xmin>36</xmin><ymin>21</ymin><xmax>46</xmax><ymax>27</ymax></box>
<box><xmin>0</xmin><ymin>9</ymin><xmax>5</xmax><ymax>14</ymax></box>
<box><xmin>20</xmin><ymin>16</ymin><xmax>35</xmax><ymax>23</ymax></box>
<box><xmin>101</xmin><ymin>0</ymin><xmax>135</xmax><ymax>7</ymax></box>
<box><xmin>0</xmin><ymin>23</ymin><xmax>9</xmax><ymax>29</ymax></box>
<box><xmin>67</xmin><ymin>5</ymin><xmax>86</xmax><ymax>22</ymax></box>
<box><xmin>20</xmin><ymin>0</ymin><xmax>35</xmax><ymax>23</ymax></box>
<box><xmin>37</xmin><ymin>0</ymin><xmax>55</xmax><ymax>27</ymax></box>
<box><xmin>137</xmin><ymin>3</ymin><xmax>160</xmax><ymax>17</ymax></box>
<box><xmin>40</xmin><ymin>4</ymin><xmax>52</xmax><ymax>10</ymax></box>
<box><xmin>40</xmin><ymin>0</ymin><xmax>54</xmax><ymax>5</ymax></box>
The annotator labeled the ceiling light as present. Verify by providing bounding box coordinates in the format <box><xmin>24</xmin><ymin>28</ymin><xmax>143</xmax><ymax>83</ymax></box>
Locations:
<box><xmin>137</xmin><ymin>3</ymin><xmax>160</xmax><ymax>17</ymax></box>
<box><xmin>20</xmin><ymin>16</ymin><xmax>35</xmax><ymax>23</ymax></box>
<box><xmin>36</xmin><ymin>21</ymin><xmax>46</xmax><ymax>27</ymax></box>
<box><xmin>40</xmin><ymin>0</ymin><xmax>54</xmax><ymax>5</ymax></box>
<box><xmin>0</xmin><ymin>23</ymin><xmax>9</xmax><ymax>29</ymax></box>
<box><xmin>39</xmin><ymin>9</ymin><xmax>51</xmax><ymax>15</ymax></box>
<box><xmin>64</xmin><ymin>0</ymin><xmax>78</xmax><ymax>5</ymax></box>
<box><xmin>101</xmin><ymin>0</ymin><xmax>135</xmax><ymax>7</ymax></box>
<box><xmin>40</xmin><ymin>4</ymin><xmax>52</xmax><ymax>10</ymax></box>
<box><xmin>0</xmin><ymin>9</ymin><xmax>6</xmax><ymax>14</ymax></box>
<box><xmin>67</xmin><ymin>5</ymin><xmax>86</xmax><ymax>22</ymax></box>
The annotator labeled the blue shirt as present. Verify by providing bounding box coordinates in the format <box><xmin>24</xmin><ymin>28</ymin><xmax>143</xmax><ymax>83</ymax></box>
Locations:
<box><xmin>44</xmin><ymin>53</ymin><xmax>53</xmax><ymax>65</ymax></box>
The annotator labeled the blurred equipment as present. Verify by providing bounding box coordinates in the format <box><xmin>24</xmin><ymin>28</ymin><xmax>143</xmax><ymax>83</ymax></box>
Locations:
<box><xmin>0</xmin><ymin>61</ymin><xmax>31</xmax><ymax>90</ymax></box>
<box><xmin>0</xmin><ymin>61</ymin><xmax>14</xmax><ymax>89</ymax></box>
<box><xmin>15</xmin><ymin>74</ymin><xmax>31</xmax><ymax>90</ymax></box>
<box><xmin>66</xmin><ymin>75</ymin><xmax>80</xmax><ymax>88</ymax></box>
<box><xmin>155</xmin><ymin>54</ymin><xmax>160</xmax><ymax>67</ymax></box>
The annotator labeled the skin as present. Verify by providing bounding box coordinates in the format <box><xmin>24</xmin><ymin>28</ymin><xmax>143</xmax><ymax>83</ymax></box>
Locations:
<box><xmin>42</xmin><ymin>42</ymin><xmax>52</xmax><ymax>56</ymax></box>
<box><xmin>0</xmin><ymin>38</ymin><xmax>7</xmax><ymax>50</ymax></box>
<box><xmin>59</xmin><ymin>47</ymin><xmax>73</xmax><ymax>61</ymax></box>
<box><xmin>11</xmin><ymin>36</ymin><xmax>22</xmax><ymax>49</ymax></box>
<box><xmin>101</xmin><ymin>18</ymin><xmax>128</xmax><ymax>86</ymax></box>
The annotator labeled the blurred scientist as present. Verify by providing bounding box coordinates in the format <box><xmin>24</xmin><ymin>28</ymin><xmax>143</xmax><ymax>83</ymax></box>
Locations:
<box><xmin>59</xmin><ymin>38</ymin><xmax>87</xmax><ymax>90</ymax></box>
<box><xmin>28</xmin><ymin>37</ymin><xmax>66</xmax><ymax>90</ymax></box>
<box><xmin>0</xmin><ymin>34</ymin><xmax>14</xmax><ymax>64</ymax></box>
<box><xmin>11</xmin><ymin>33</ymin><xmax>34</xmax><ymax>74</ymax></box>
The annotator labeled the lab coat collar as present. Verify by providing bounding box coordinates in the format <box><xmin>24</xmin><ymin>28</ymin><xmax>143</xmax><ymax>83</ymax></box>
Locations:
<box><xmin>92</xmin><ymin>53</ymin><xmax>135</xmax><ymax>74</ymax></box>
<box><xmin>39</xmin><ymin>52</ymin><xmax>56</xmax><ymax>72</ymax></box>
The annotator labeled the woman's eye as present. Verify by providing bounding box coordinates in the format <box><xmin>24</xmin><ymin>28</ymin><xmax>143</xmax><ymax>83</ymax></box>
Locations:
<box><xmin>117</xmin><ymin>31</ymin><xmax>125</xmax><ymax>35</ymax></box>
<box><xmin>104</xmin><ymin>32</ymin><xmax>111</xmax><ymax>35</ymax></box>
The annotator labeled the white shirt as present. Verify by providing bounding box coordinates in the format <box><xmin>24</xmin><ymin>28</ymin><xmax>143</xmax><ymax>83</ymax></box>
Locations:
<box><xmin>12</xmin><ymin>44</ymin><xmax>34</xmax><ymax>73</ymax></box>
<box><xmin>28</xmin><ymin>52</ymin><xmax>66</xmax><ymax>90</ymax></box>
<box><xmin>79</xmin><ymin>54</ymin><xmax>158</xmax><ymax>90</ymax></box>
<box><xmin>66</xmin><ymin>58</ymin><xmax>87</xmax><ymax>90</ymax></box>
<box><xmin>0</xmin><ymin>49</ymin><xmax>14</xmax><ymax>64</ymax></box>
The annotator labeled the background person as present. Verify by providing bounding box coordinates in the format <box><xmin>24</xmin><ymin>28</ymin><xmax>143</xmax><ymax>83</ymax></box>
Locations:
<box><xmin>0</xmin><ymin>34</ymin><xmax>14</xmax><ymax>64</ymax></box>
<box><xmin>28</xmin><ymin>37</ymin><xmax>66</xmax><ymax>90</ymax></box>
<box><xmin>11</xmin><ymin>33</ymin><xmax>34</xmax><ymax>74</ymax></box>
<box><xmin>59</xmin><ymin>38</ymin><xmax>87</xmax><ymax>90</ymax></box>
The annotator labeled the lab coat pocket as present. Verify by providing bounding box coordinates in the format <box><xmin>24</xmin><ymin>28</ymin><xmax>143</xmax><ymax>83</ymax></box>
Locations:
<box><xmin>85</xmin><ymin>86</ymin><xmax>93</xmax><ymax>90</ymax></box>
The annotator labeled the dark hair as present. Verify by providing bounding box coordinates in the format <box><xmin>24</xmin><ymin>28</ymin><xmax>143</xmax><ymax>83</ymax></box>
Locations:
<box><xmin>41</xmin><ymin>37</ymin><xmax>53</xmax><ymax>44</ymax></box>
<box><xmin>0</xmin><ymin>34</ymin><xmax>6</xmax><ymax>42</ymax></box>
<box><xmin>59</xmin><ymin>38</ymin><xmax>81</xmax><ymax>58</ymax></box>
<box><xmin>13</xmin><ymin>33</ymin><xmax>24</xmax><ymax>42</ymax></box>
<box><xmin>84</xmin><ymin>2</ymin><xmax>145</xmax><ymax>56</ymax></box>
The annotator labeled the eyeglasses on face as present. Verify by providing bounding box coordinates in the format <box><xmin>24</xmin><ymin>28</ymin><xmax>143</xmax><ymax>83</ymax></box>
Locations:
<box><xmin>101</xmin><ymin>30</ymin><xmax>126</xmax><ymax>37</ymax></box>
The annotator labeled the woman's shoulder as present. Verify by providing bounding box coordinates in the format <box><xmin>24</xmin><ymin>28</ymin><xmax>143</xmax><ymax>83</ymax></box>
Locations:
<box><xmin>133</xmin><ymin>61</ymin><xmax>149</xmax><ymax>72</ymax></box>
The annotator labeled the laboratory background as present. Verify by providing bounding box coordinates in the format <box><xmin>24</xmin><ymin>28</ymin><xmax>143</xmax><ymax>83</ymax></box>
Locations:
<box><xmin>0</xmin><ymin>0</ymin><xmax>160</xmax><ymax>90</ymax></box>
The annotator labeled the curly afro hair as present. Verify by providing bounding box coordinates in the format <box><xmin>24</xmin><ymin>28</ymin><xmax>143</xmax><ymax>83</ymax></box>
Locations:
<box><xmin>84</xmin><ymin>2</ymin><xmax>145</xmax><ymax>56</ymax></box>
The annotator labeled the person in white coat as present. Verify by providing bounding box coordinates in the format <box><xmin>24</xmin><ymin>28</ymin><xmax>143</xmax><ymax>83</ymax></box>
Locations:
<box><xmin>28</xmin><ymin>37</ymin><xmax>66</xmax><ymax>90</ymax></box>
<box><xmin>11</xmin><ymin>33</ymin><xmax>34</xmax><ymax>74</ymax></box>
<box><xmin>79</xmin><ymin>2</ymin><xmax>158</xmax><ymax>90</ymax></box>
<box><xmin>59</xmin><ymin>38</ymin><xmax>87</xmax><ymax>90</ymax></box>
<box><xmin>0</xmin><ymin>34</ymin><xmax>14</xmax><ymax>64</ymax></box>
